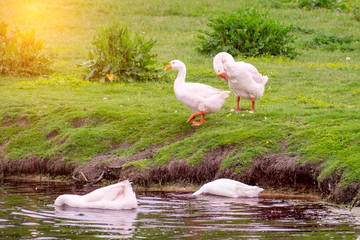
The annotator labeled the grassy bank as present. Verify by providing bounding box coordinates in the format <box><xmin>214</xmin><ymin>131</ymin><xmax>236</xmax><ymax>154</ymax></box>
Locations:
<box><xmin>1</xmin><ymin>0</ymin><xmax>360</xmax><ymax>202</ymax></box>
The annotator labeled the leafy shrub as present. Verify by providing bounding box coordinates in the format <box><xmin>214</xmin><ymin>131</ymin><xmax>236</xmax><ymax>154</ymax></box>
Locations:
<box><xmin>84</xmin><ymin>21</ymin><xmax>162</xmax><ymax>82</ymax></box>
<box><xmin>301</xmin><ymin>32</ymin><xmax>358</xmax><ymax>51</ymax></box>
<box><xmin>0</xmin><ymin>21</ymin><xmax>53</xmax><ymax>76</ymax></box>
<box><xmin>196</xmin><ymin>8</ymin><xmax>298</xmax><ymax>58</ymax></box>
<box><xmin>298</xmin><ymin>0</ymin><xmax>343</xmax><ymax>9</ymax></box>
<box><xmin>264</xmin><ymin>0</ymin><xmax>352</xmax><ymax>12</ymax></box>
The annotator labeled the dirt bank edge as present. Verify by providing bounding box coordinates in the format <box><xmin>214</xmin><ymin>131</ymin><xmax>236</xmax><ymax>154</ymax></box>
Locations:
<box><xmin>0</xmin><ymin>145</ymin><xmax>358</xmax><ymax>205</ymax></box>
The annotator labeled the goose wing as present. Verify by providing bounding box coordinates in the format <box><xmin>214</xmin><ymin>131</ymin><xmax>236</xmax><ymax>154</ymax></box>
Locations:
<box><xmin>84</xmin><ymin>182</ymin><xmax>126</xmax><ymax>202</ymax></box>
<box><xmin>184</xmin><ymin>83</ymin><xmax>226</xmax><ymax>98</ymax></box>
<box><xmin>229</xmin><ymin>62</ymin><xmax>267</xmax><ymax>85</ymax></box>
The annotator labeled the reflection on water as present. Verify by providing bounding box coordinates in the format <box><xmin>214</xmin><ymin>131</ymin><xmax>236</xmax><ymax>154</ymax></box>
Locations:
<box><xmin>55</xmin><ymin>206</ymin><xmax>137</xmax><ymax>239</ymax></box>
<box><xmin>0</xmin><ymin>180</ymin><xmax>359</xmax><ymax>239</ymax></box>
<box><xmin>17</xmin><ymin>207</ymin><xmax>138</xmax><ymax>238</ymax></box>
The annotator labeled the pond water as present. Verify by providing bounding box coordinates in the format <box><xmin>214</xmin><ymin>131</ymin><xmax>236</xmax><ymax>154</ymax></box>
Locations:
<box><xmin>0</xmin><ymin>180</ymin><xmax>359</xmax><ymax>239</ymax></box>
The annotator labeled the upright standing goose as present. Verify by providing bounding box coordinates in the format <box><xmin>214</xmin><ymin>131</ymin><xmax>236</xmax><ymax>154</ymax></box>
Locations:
<box><xmin>54</xmin><ymin>180</ymin><xmax>137</xmax><ymax>210</ymax></box>
<box><xmin>165</xmin><ymin>60</ymin><xmax>230</xmax><ymax>126</ymax></box>
<box><xmin>213</xmin><ymin>52</ymin><xmax>268</xmax><ymax>112</ymax></box>
<box><xmin>193</xmin><ymin>178</ymin><xmax>264</xmax><ymax>198</ymax></box>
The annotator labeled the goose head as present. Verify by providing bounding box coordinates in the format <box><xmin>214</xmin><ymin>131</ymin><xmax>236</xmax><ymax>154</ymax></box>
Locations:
<box><xmin>164</xmin><ymin>60</ymin><xmax>185</xmax><ymax>71</ymax></box>
<box><xmin>213</xmin><ymin>52</ymin><xmax>235</xmax><ymax>81</ymax></box>
<box><xmin>213</xmin><ymin>58</ymin><xmax>227</xmax><ymax>81</ymax></box>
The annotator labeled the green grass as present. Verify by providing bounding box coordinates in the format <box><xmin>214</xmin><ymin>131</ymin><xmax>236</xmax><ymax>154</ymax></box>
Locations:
<box><xmin>0</xmin><ymin>0</ymin><xmax>360</xmax><ymax>192</ymax></box>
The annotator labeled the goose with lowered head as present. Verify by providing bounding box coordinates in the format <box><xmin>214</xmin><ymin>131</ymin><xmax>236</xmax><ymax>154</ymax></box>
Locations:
<box><xmin>213</xmin><ymin>52</ymin><xmax>268</xmax><ymax>112</ymax></box>
<box><xmin>165</xmin><ymin>60</ymin><xmax>230</xmax><ymax>126</ymax></box>
<box><xmin>193</xmin><ymin>178</ymin><xmax>264</xmax><ymax>198</ymax></box>
<box><xmin>54</xmin><ymin>180</ymin><xmax>137</xmax><ymax>210</ymax></box>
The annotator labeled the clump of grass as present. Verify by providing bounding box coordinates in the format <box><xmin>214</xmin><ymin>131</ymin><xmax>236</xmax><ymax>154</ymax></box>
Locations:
<box><xmin>262</xmin><ymin>0</ymin><xmax>298</xmax><ymax>9</ymax></box>
<box><xmin>0</xmin><ymin>21</ymin><xmax>53</xmax><ymax>76</ymax></box>
<box><xmin>264</xmin><ymin>0</ymin><xmax>352</xmax><ymax>11</ymax></box>
<box><xmin>353</xmin><ymin>8</ymin><xmax>360</xmax><ymax>21</ymax></box>
<box><xmin>83</xmin><ymin>21</ymin><xmax>163</xmax><ymax>83</ymax></box>
<box><xmin>196</xmin><ymin>8</ymin><xmax>298</xmax><ymax>58</ymax></box>
<box><xmin>298</xmin><ymin>0</ymin><xmax>341</xmax><ymax>9</ymax></box>
<box><xmin>297</xmin><ymin>96</ymin><xmax>345</xmax><ymax>109</ymax></box>
<box><xmin>17</xmin><ymin>72</ymin><xmax>99</xmax><ymax>88</ymax></box>
<box><xmin>300</xmin><ymin>32</ymin><xmax>359</xmax><ymax>51</ymax></box>
<box><xmin>221</xmin><ymin>146</ymin><xmax>264</xmax><ymax>173</ymax></box>
<box><xmin>306</xmin><ymin>62</ymin><xmax>359</xmax><ymax>70</ymax></box>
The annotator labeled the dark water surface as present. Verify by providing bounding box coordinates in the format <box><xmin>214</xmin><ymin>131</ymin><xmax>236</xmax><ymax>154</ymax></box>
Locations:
<box><xmin>0</xmin><ymin>180</ymin><xmax>359</xmax><ymax>239</ymax></box>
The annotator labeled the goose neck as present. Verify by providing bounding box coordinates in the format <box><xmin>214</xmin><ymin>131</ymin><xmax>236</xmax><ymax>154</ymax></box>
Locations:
<box><xmin>174</xmin><ymin>66</ymin><xmax>186</xmax><ymax>86</ymax></box>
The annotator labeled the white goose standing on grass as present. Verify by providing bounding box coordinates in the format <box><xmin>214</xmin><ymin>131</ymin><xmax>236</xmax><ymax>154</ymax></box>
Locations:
<box><xmin>193</xmin><ymin>178</ymin><xmax>264</xmax><ymax>198</ymax></box>
<box><xmin>165</xmin><ymin>60</ymin><xmax>230</xmax><ymax>126</ymax></box>
<box><xmin>213</xmin><ymin>52</ymin><xmax>268</xmax><ymax>112</ymax></box>
<box><xmin>54</xmin><ymin>180</ymin><xmax>137</xmax><ymax>210</ymax></box>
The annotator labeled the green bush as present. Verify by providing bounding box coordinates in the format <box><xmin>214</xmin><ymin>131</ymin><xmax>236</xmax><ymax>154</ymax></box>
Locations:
<box><xmin>0</xmin><ymin>21</ymin><xmax>53</xmax><ymax>76</ymax></box>
<box><xmin>196</xmin><ymin>8</ymin><xmax>298</xmax><ymax>58</ymax></box>
<box><xmin>265</xmin><ymin>0</ymin><xmax>351</xmax><ymax>11</ymax></box>
<box><xmin>301</xmin><ymin>32</ymin><xmax>359</xmax><ymax>51</ymax></box>
<box><xmin>298</xmin><ymin>0</ymin><xmax>341</xmax><ymax>9</ymax></box>
<box><xmin>84</xmin><ymin>21</ymin><xmax>162</xmax><ymax>82</ymax></box>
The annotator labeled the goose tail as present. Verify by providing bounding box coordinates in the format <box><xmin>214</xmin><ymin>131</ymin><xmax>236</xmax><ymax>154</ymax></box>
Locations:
<box><xmin>192</xmin><ymin>189</ymin><xmax>203</xmax><ymax>196</ymax></box>
<box><xmin>220</xmin><ymin>90</ymin><xmax>231</xmax><ymax>99</ymax></box>
<box><xmin>261</xmin><ymin>75</ymin><xmax>269</xmax><ymax>85</ymax></box>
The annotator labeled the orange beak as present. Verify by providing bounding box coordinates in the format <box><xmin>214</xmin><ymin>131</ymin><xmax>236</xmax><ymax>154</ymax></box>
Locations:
<box><xmin>164</xmin><ymin>62</ymin><xmax>172</xmax><ymax>71</ymax></box>
<box><xmin>217</xmin><ymin>72</ymin><xmax>227</xmax><ymax>81</ymax></box>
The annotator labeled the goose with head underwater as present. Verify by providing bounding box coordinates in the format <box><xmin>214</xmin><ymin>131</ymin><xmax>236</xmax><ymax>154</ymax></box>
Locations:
<box><xmin>54</xmin><ymin>180</ymin><xmax>137</xmax><ymax>210</ymax></box>
<box><xmin>213</xmin><ymin>52</ymin><xmax>268</xmax><ymax>112</ymax></box>
<box><xmin>193</xmin><ymin>178</ymin><xmax>264</xmax><ymax>198</ymax></box>
<box><xmin>165</xmin><ymin>60</ymin><xmax>230</xmax><ymax>126</ymax></box>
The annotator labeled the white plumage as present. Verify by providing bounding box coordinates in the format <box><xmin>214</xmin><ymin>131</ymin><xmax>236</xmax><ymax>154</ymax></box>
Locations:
<box><xmin>193</xmin><ymin>178</ymin><xmax>264</xmax><ymax>198</ymax></box>
<box><xmin>213</xmin><ymin>52</ymin><xmax>268</xmax><ymax>112</ymax></box>
<box><xmin>165</xmin><ymin>60</ymin><xmax>230</xmax><ymax>126</ymax></box>
<box><xmin>54</xmin><ymin>180</ymin><xmax>137</xmax><ymax>210</ymax></box>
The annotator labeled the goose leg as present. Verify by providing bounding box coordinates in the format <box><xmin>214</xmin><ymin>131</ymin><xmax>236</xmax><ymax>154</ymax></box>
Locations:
<box><xmin>251</xmin><ymin>98</ymin><xmax>255</xmax><ymax>111</ymax></box>
<box><xmin>236</xmin><ymin>96</ymin><xmax>241</xmax><ymax>112</ymax></box>
<box><xmin>187</xmin><ymin>111</ymin><xmax>205</xmax><ymax>126</ymax></box>
<box><xmin>192</xmin><ymin>114</ymin><xmax>205</xmax><ymax>126</ymax></box>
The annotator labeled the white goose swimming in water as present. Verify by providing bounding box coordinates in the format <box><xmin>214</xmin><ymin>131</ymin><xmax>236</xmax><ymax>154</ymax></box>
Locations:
<box><xmin>54</xmin><ymin>180</ymin><xmax>137</xmax><ymax>210</ymax></box>
<box><xmin>193</xmin><ymin>178</ymin><xmax>264</xmax><ymax>198</ymax></box>
<box><xmin>165</xmin><ymin>60</ymin><xmax>230</xmax><ymax>126</ymax></box>
<box><xmin>213</xmin><ymin>52</ymin><xmax>268</xmax><ymax>112</ymax></box>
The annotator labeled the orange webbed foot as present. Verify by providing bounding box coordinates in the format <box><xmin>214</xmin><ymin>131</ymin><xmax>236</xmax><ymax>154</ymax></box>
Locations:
<box><xmin>187</xmin><ymin>111</ymin><xmax>205</xmax><ymax>126</ymax></box>
<box><xmin>192</xmin><ymin>120</ymin><xmax>205</xmax><ymax>126</ymax></box>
